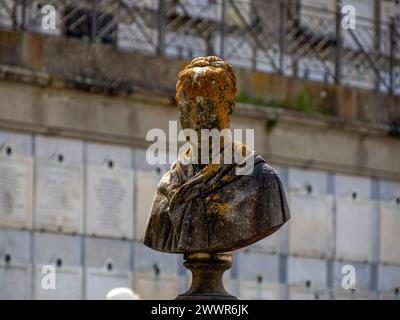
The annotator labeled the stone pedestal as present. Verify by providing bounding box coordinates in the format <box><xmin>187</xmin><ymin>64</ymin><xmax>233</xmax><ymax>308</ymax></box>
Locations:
<box><xmin>175</xmin><ymin>252</ymin><xmax>237</xmax><ymax>300</ymax></box>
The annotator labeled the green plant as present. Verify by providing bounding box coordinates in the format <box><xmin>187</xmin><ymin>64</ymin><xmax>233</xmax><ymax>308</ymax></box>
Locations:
<box><xmin>266</xmin><ymin>116</ymin><xmax>279</xmax><ymax>132</ymax></box>
<box><xmin>236</xmin><ymin>94</ymin><xmax>291</xmax><ymax>109</ymax></box>
<box><xmin>294</xmin><ymin>90</ymin><xmax>315</xmax><ymax>113</ymax></box>
<box><xmin>236</xmin><ymin>91</ymin><xmax>318</xmax><ymax>115</ymax></box>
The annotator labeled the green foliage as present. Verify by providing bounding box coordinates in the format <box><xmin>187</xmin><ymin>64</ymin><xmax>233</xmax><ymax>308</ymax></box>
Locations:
<box><xmin>294</xmin><ymin>90</ymin><xmax>315</xmax><ymax>113</ymax></box>
<box><xmin>266</xmin><ymin>117</ymin><xmax>279</xmax><ymax>133</ymax></box>
<box><xmin>236</xmin><ymin>89</ymin><xmax>316</xmax><ymax>115</ymax></box>
<box><xmin>236</xmin><ymin>94</ymin><xmax>290</xmax><ymax>109</ymax></box>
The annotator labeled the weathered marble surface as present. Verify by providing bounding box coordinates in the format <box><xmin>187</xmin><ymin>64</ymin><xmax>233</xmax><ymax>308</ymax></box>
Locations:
<box><xmin>144</xmin><ymin>56</ymin><xmax>290</xmax><ymax>254</ymax></box>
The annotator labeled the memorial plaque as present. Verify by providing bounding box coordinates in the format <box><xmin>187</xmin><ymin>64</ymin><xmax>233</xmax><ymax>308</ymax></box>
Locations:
<box><xmin>247</xmin><ymin>231</ymin><xmax>280</xmax><ymax>254</ymax></box>
<box><xmin>86</xmin><ymin>142</ymin><xmax>133</xmax><ymax>168</ymax></box>
<box><xmin>335</xmin><ymin>174</ymin><xmax>372</xmax><ymax>199</ymax></box>
<box><xmin>34</xmin><ymin>159</ymin><xmax>83</xmax><ymax>233</ymax></box>
<box><xmin>85</xmin><ymin>238</ymin><xmax>130</xmax><ymax>268</ymax></box>
<box><xmin>133</xmin><ymin>147</ymin><xmax>170</xmax><ymax>172</ymax></box>
<box><xmin>288</xmin><ymin>192</ymin><xmax>333</xmax><ymax>258</ymax></box>
<box><xmin>32</xmin><ymin>232</ymin><xmax>82</xmax><ymax>299</ymax></box>
<box><xmin>238</xmin><ymin>281</ymin><xmax>280</xmax><ymax>300</ymax></box>
<box><xmin>135</xmin><ymin>169</ymin><xmax>162</xmax><ymax>240</ymax></box>
<box><xmin>133</xmin><ymin>272</ymin><xmax>178</xmax><ymax>300</ymax></box>
<box><xmin>0</xmin><ymin>229</ymin><xmax>31</xmax><ymax>299</ymax></box>
<box><xmin>33</xmin><ymin>265</ymin><xmax>83</xmax><ymax>300</ymax></box>
<box><xmin>237</xmin><ymin>251</ymin><xmax>279</xmax><ymax>283</ymax></box>
<box><xmin>86</xmin><ymin>165</ymin><xmax>133</xmax><ymax>239</ymax></box>
<box><xmin>287</xmin><ymin>256</ymin><xmax>327</xmax><ymax>291</ymax></box>
<box><xmin>379</xmin><ymin>180</ymin><xmax>400</xmax><ymax>201</ymax></box>
<box><xmin>336</xmin><ymin>197</ymin><xmax>373</xmax><ymax>262</ymax></box>
<box><xmin>84</xmin><ymin>238</ymin><xmax>131</xmax><ymax>299</ymax></box>
<box><xmin>378</xmin><ymin>265</ymin><xmax>400</xmax><ymax>293</ymax></box>
<box><xmin>288</xmin><ymin>287</ymin><xmax>328</xmax><ymax>300</ymax></box>
<box><xmin>85</xmin><ymin>268</ymin><xmax>132</xmax><ymax>300</ymax></box>
<box><xmin>0</xmin><ymin>130</ymin><xmax>33</xmax><ymax>155</ymax></box>
<box><xmin>332</xmin><ymin>261</ymin><xmax>371</xmax><ymax>293</ymax></box>
<box><xmin>34</xmin><ymin>136</ymin><xmax>83</xmax><ymax>164</ymax></box>
<box><xmin>33</xmin><ymin>232</ymin><xmax>81</xmax><ymax>264</ymax></box>
<box><xmin>380</xmin><ymin>200</ymin><xmax>400</xmax><ymax>265</ymax></box>
<box><xmin>288</xmin><ymin>168</ymin><xmax>328</xmax><ymax>194</ymax></box>
<box><xmin>0</xmin><ymin>264</ymin><xmax>31</xmax><ymax>300</ymax></box>
<box><xmin>378</xmin><ymin>264</ymin><xmax>400</xmax><ymax>299</ymax></box>
<box><xmin>0</xmin><ymin>155</ymin><xmax>33</xmax><ymax>229</ymax></box>
<box><xmin>132</xmin><ymin>241</ymin><xmax>178</xmax><ymax>275</ymax></box>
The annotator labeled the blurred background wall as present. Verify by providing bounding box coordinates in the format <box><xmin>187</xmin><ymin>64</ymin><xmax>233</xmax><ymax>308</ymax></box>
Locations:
<box><xmin>0</xmin><ymin>0</ymin><xmax>399</xmax><ymax>300</ymax></box>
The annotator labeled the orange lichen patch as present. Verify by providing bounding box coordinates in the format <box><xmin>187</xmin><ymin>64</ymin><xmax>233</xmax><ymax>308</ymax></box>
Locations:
<box><xmin>241</xmin><ymin>144</ymin><xmax>247</xmax><ymax>157</ymax></box>
<box><xmin>219</xmin><ymin>175</ymin><xmax>238</xmax><ymax>186</ymax></box>
<box><xmin>214</xmin><ymin>98</ymin><xmax>230</xmax><ymax>128</ymax></box>
<box><xmin>207</xmin><ymin>201</ymin><xmax>230</xmax><ymax>216</ymax></box>
<box><xmin>177</xmin><ymin>69</ymin><xmax>235</xmax><ymax>102</ymax></box>
<box><xmin>176</xmin><ymin>56</ymin><xmax>237</xmax><ymax>131</ymax></box>
<box><xmin>176</xmin><ymin>56</ymin><xmax>236</xmax><ymax>99</ymax></box>
<box><xmin>211</xmin><ymin>194</ymin><xmax>221</xmax><ymax>201</ymax></box>
<box><xmin>200</xmin><ymin>163</ymin><xmax>221</xmax><ymax>178</ymax></box>
<box><xmin>221</xmin><ymin>175</ymin><xmax>231</xmax><ymax>182</ymax></box>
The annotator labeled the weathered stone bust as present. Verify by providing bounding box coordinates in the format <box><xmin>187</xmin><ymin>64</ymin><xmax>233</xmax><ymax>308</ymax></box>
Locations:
<box><xmin>144</xmin><ymin>56</ymin><xmax>290</xmax><ymax>254</ymax></box>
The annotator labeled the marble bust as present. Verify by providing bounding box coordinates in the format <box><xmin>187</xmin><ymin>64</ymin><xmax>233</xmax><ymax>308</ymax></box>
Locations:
<box><xmin>144</xmin><ymin>56</ymin><xmax>290</xmax><ymax>254</ymax></box>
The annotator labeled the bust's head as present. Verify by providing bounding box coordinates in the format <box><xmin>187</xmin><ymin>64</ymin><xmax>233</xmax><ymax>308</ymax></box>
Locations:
<box><xmin>175</xmin><ymin>56</ymin><xmax>237</xmax><ymax>132</ymax></box>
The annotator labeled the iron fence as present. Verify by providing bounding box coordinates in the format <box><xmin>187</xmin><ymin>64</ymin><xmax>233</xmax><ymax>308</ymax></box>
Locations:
<box><xmin>0</xmin><ymin>0</ymin><xmax>399</xmax><ymax>94</ymax></box>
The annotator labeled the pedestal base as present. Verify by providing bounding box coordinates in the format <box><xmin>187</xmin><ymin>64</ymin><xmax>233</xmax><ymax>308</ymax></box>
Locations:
<box><xmin>175</xmin><ymin>252</ymin><xmax>238</xmax><ymax>300</ymax></box>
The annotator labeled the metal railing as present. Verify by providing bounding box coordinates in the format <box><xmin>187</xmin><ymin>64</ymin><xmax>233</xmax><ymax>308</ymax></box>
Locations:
<box><xmin>0</xmin><ymin>0</ymin><xmax>399</xmax><ymax>94</ymax></box>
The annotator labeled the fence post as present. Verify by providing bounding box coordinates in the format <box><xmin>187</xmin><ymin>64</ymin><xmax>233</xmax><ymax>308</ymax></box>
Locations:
<box><xmin>251</xmin><ymin>3</ymin><xmax>258</xmax><ymax>71</ymax></box>
<box><xmin>91</xmin><ymin>0</ymin><xmax>97</xmax><ymax>42</ymax></box>
<box><xmin>20</xmin><ymin>0</ymin><xmax>27</xmax><ymax>30</ymax></box>
<box><xmin>291</xmin><ymin>0</ymin><xmax>300</xmax><ymax>78</ymax></box>
<box><xmin>334</xmin><ymin>2</ymin><xmax>342</xmax><ymax>85</ymax></box>
<box><xmin>219</xmin><ymin>0</ymin><xmax>227</xmax><ymax>58</ymax></box>
<box><xmin>373</xmin><ymin>0</ymin><xmax>381</xmax><ymax>91</ymax></box>
<box><xmin>113</xmin><ymin>3</ymin><xmax>120</xmax><ymax>50</ymax></box>
<box><xmin>389</xmin><ymin>17</ymin><xmax>395</xmax><ymax>95</ymax></box>
<box><xmin>278</xmin><ymin>0</ymin><xmax>286</xmax><ymax>75</ymax></box>
<box><xmin>157</xmin><ymin>0</ymin><xmax>166</xmax><ymax>56</ymax></box>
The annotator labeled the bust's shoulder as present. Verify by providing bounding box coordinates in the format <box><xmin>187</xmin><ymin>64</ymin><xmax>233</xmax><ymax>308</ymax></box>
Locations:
<box><xmin>255</xmin><ymin>158</ymin><xmax>278</xmax><ymax>174</ymax></box>
<box><xmin>244</xmin><ymin>155</ymin><xmax>282</xmax><ymax>186</ymax></box>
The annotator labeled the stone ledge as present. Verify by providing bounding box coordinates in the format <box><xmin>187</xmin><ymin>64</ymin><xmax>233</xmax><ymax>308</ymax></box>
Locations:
<box><xmin>0</xmin><ymin>79</ymin><xmax>399</xmax><ymax>180</ymax></box>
